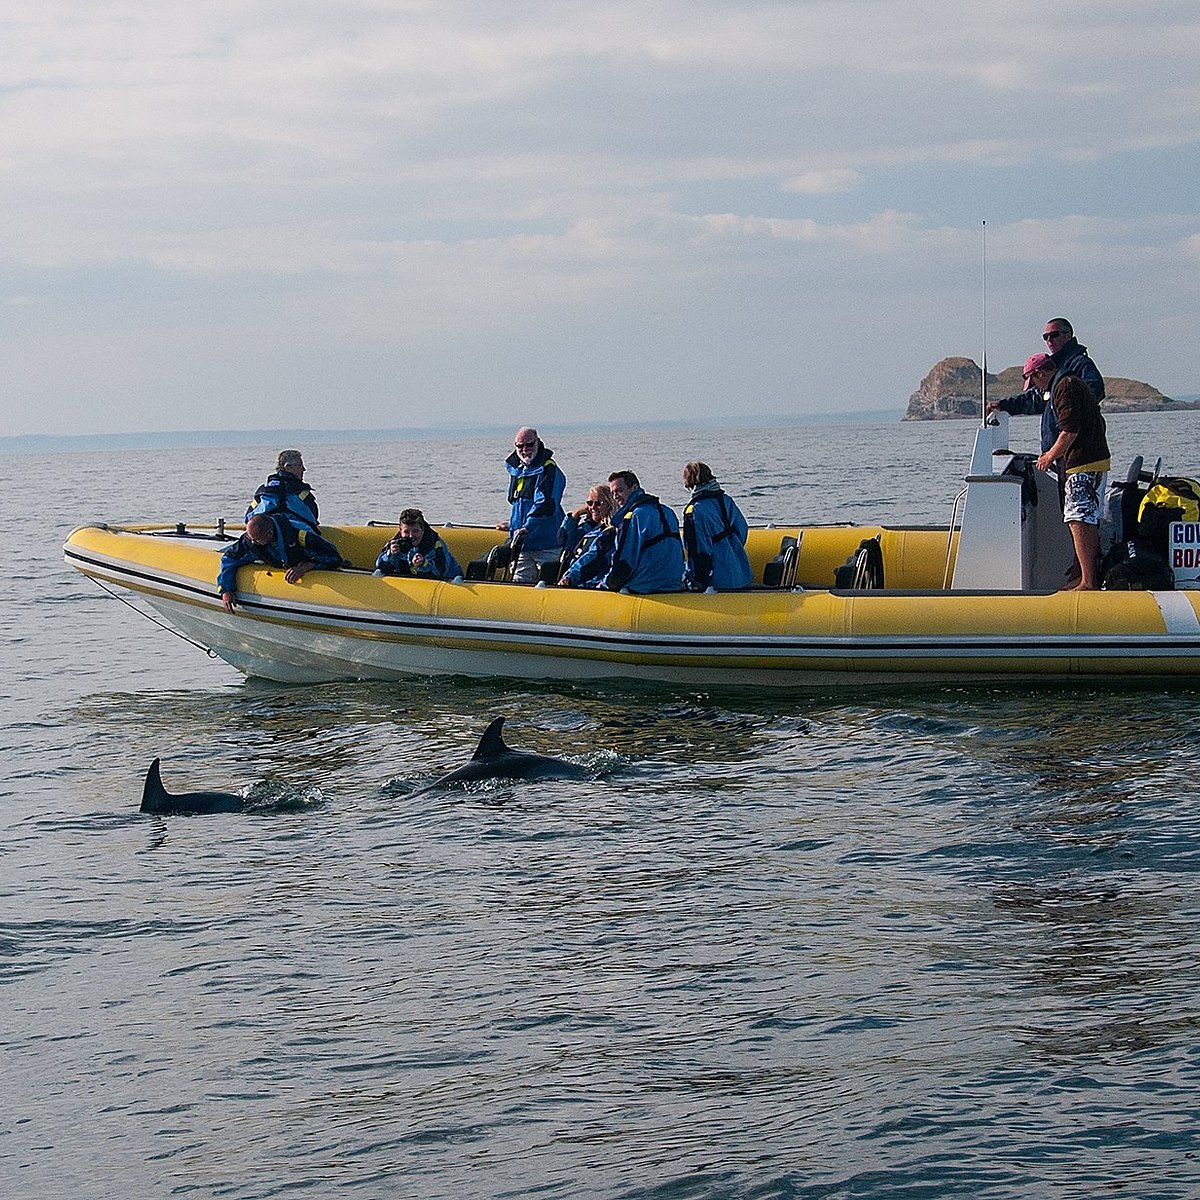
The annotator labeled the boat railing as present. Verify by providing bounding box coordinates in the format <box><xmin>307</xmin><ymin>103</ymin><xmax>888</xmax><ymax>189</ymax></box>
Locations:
<box><xmin>943</xmin><ymin>487</ymin><xmax>968</xmax><ymax>589</ymax></box>
<box><xmin>87</xmin><ymin>521</ymin><xmax>239</xmax><ymax>542</ymax></box>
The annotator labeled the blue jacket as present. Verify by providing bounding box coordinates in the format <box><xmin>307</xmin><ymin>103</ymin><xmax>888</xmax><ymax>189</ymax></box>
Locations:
<box><xmin>682</xmin><ymin>482</ymin><xmax>752</xmax><ymax>591</ymax></box>
<box><xmin>559</xmin><ymin>512</ymin><xmax>592</xmax><ymax>560</ymax></box>
<box><xmin>218</xmin><ymin>515</ymin><xmax>343</xmax><ymax>595</ymax></box>
<box><xmin>994</xmin><ymin>338</ymin><xmax>1105</xmax><ymax>452</ymax></box>
<box><xmin>246</xmin><ymin>472</ymin><xmax>320</xmax><ymax>532</ymax></box>
<box><xmin>505</xmin><ymin>446</ymin><xmax>566</xmax><ymax>553</ymax></box>
<box><xmin>561</xmin><ymin>519</ymin><xmax>617</xmax><ymax>588</ymax></box>
<box><xmin>374</xmin><ymin>526</ymin><xmax>463</xmax><ymax>581</ymax></box>
<box><xmin>602</xmin><ymin>489</ymin><xmax>683</xmax><ymax>594</ymax></box>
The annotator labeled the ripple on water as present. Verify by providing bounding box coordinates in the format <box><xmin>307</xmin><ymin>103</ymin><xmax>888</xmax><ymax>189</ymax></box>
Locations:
<box><xmin>7</xmin><ymin>425</ymin><xmax>1200</xmax><ymax>1197</ymax></box>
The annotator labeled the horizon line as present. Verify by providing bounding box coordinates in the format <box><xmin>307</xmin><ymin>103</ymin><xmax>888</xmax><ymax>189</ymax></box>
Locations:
<box><xmin>0</xmin><ymin>408</ymin><xmax>905</xmax><ymax>452</ymax></box>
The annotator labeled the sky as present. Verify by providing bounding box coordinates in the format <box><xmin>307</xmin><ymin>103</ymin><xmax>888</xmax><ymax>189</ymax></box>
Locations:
<box><xmin>3</xmin><ymin>0</ymin><xmax>1199</xmax><ymax>437</ymax></box>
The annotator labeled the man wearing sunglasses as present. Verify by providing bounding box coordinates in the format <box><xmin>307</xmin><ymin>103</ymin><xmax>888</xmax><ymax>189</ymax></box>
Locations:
<box><xmin>497</xmin><ymin>426</ymin><xmax>567</xmax><ymax>583</ymax></box>
<box><xmin>987</xmin><ymin>318</ymin><xmax>1105</xmax><ymax>456</ymax></box>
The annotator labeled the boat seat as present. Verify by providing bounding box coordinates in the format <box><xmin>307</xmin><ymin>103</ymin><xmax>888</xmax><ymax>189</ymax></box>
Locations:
<box><xmin>762</xmin><ymin>534</ymin><xmax>801</xmax><ymax>588</ymax></box>
<box><xmin>465</xmin><ymin>542</ymin><xmax>517</xmax><ymax>582</ymax></box>
<box><xmin>833</xmin><ymin>535</ymin><xmax>885</xmax><ymax>589</ymax></box>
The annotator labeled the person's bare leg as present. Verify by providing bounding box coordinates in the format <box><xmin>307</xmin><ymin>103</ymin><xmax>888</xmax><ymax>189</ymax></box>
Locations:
<box><xmin>1066</xmin><ymin>522</ymin><xmax>1100</xmax><ymax>590</ymax></box>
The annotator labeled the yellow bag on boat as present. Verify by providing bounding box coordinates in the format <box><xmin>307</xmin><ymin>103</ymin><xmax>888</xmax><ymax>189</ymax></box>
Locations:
<box><xmin>1138</xmin><ymin>477</ymin><xmax>1200</xmax><ymax>552</ymax></box>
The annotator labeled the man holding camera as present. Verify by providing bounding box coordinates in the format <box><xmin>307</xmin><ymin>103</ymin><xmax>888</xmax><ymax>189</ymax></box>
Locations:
<box><xmin>374</xmin><ymin>509</ymin><xmax>463</xmax><ymax>581</ymax></box>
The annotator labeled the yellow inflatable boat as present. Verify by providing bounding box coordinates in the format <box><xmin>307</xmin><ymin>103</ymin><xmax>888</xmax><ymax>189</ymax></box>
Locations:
<box><xmin>63</xmin><ymin>419</ymin><xmax>1200</xmax><ymax>687</ymax></box>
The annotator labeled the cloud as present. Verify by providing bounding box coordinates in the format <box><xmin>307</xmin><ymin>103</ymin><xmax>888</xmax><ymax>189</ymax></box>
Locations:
<box><xmin>781</xmin><ymin>168</ymin><xmax>863</xmax><ymax>196</ymax></box>
<box><xmin>2</xmin><ymin>1</ymin><xmax>1200</xmax><ymax>434</ymax></box>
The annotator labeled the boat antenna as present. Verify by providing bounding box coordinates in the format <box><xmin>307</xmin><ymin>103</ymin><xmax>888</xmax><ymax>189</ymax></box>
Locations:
<box><xmin>980</xmin><ymin>219</ymin><xmax>988</xmax><ymax>425</ymax></box>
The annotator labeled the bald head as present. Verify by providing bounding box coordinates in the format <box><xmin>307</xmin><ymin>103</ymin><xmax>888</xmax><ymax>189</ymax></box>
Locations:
<box><xmin>245</xmin><ymin>515</ymin><xmax>275</xmax><ymax>544</ymax></box>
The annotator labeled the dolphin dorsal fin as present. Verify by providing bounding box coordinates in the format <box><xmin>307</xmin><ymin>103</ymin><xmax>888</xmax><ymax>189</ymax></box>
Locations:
<box><xmin>142</xmin><ymin>758</ymin><xmax>165</xmax><ymax>809</ymax></box>
<box><xmin>472</xmin><ymin>717</ymin><xmax>509</xmax><ymax>760</ymax></box>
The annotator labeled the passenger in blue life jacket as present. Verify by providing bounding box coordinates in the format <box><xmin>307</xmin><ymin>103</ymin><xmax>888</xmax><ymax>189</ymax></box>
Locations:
<box><xmin>219</xmin><ymin>513</ymin><xmax>344</xmax><ymax>613</ymax></box>
<box><xmin>558</xmin><ymin>485</ymin><xmax>617</xmax><ymax>588</ymax></box>
<box><xmin>245</xmin><ymin>449</ymin><xmax>320</xmax><ymax>532</ymax></box>
<box><xmin>601</xmin><ymin>471</ymin><xmax>684</xmax><ymax>594</ymax></box>
<box><xmin>374</xmin><ymin>508</ymin><xmax>464</xmax><ymax>581</ymax></box>
<box><xmin>681</xmin><ymin>461</ymin><xmax>753</xmax><ymax>592</ymax></box>
<box><xmin>496</xmin><ymin>426</ymin><xmax>566</xmax><ymax>584</ymax></box>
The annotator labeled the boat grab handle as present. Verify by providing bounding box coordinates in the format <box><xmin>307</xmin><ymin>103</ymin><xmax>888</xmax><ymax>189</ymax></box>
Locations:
<box><xmin>943</xmin><ymin>487</ymin><xmax>968</xmax><ymax>588</ymax></box>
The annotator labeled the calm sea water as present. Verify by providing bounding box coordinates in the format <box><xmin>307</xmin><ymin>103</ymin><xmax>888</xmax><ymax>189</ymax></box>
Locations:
<box><xmin>3</xmin><ymin>414</ymin><xmax>1200</xmax><ymax>1199</ymax></box>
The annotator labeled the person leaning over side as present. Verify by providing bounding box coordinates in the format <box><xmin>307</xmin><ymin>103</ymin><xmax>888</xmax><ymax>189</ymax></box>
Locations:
<box><xmin>986</xmin><ymin>317</ymin><xmax>1105</xmax><ymax>454</ymax></box>
<box><xmin>246</xmin><ymin>449</ymin><xmax>321</xmax><ymax>532</ymax></box>
<box><xmin>600</xmin><ymin>471</ymin><xmax>683</xmax><ymax>595</ymax></box>
<box><xmin>557</xmin><ymin>485</ymin><xmax>617</xmax><ymax>589</ymax></box>
<box><xmin>681</xmin><ymin>461</ymin><xmax>753</xmax><ymax>592</ymax></box>
<box><xmin>496</xmin><ymin>426</ymin><xmax>567</xmax><ymax>584</ymax></box>
<box><xmin>219</xmin><ymin>513</ymin><xmax>344</xmax><ymax>613</ymax></box>
<box><xmin>374</xmin><ymin>508</ymin><xmax>463</xmax><ymax>581</ymax></box>
<box><xmin>1027</xmin><ymin>354</ymin><xmax>1111</xmax><ymax>591</ymax></box>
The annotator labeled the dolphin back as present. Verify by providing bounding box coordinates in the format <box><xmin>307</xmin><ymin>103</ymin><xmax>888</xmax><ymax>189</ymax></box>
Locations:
<box><xmin>410</xmin><ymin>715</ymin><xmax>588</xmax><ymax>795</ymax></box>
<box><xmin>471</xmin><ymin>716</ymin><xmax>510</xmax><ymax>761</ymax></box>
<box><xmin>140</xmin><ymin>757</ymin><xmax>246</xmax><ymax>815</ymax></box>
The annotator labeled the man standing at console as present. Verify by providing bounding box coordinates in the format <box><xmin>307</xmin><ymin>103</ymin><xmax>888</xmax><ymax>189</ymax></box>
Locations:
<box><xmin>987</xmin><ymin>318</ymin><xmax>1105</xmax><ymax>454</ymax></box>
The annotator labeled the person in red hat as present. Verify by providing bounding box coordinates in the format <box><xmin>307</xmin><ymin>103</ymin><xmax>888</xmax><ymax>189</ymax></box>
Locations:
<box><xmin>1020</xmin><ymin>351</ymin><xmax>1053</xmax><ymax>388</ymax></box>
<box><xmin>1027</xmin><ymin>357</ymin><xmax>1111</xmax><ymax>590</ymax></box>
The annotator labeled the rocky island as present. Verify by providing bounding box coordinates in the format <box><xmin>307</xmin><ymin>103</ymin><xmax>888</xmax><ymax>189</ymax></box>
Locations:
<box><xmin>904</xmin><ymin>357</ymin><xmax>1199</xmax><ymax>420</ymax></box>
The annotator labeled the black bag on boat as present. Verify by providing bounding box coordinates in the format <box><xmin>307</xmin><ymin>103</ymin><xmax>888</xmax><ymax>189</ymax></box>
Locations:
<box><xmin>1100</xmin><ymin>462</ymin><xmax>1146</xmax><ymax>564</ymax></box>
<box><xmin>1101</xmin><ymin>539</ymin><xmax>1175</xmax><ymax>591</ymax></box>
<box><xmin>1098</xmin><ymin>456</ymin><xmax>1170</xmax><ymax>585</ymax></box>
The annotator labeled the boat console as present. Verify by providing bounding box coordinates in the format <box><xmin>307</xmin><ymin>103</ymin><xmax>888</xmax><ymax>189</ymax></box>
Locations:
<box><xmin>951</xmin><ymin>413</ymin><xmax>1074</xmax><ymax>591</ymax></box>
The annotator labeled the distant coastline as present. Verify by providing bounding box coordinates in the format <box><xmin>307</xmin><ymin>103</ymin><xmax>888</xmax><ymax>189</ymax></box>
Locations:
<box><xmin>0</xmin><ymin>409</ymin><xmax>902</xmax><ymax>455</ymax></box>
<box><xmin>904</xmin><ymin>357</ymin><xmax>1200</xmax><ymax>421</ymax></box>
<box><xmin>8</xmin><ymin>393</ymin><xmax>1199</xmax><ymax>454</ymax></box>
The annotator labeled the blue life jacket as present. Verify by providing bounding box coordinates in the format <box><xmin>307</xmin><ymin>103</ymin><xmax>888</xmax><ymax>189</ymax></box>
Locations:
<box><xmin>683</xmin><ymin>484</ymin><xmax>752</xmax><ymax>591</ymax></box>
<box><xmin>561</xmin><ymin>522</ymin><xmax>617</xmax><ymax>588</ymax></box>
<box><xmin>218</xmin><ymin>515</ymin><xmax>342</xmax><ymax>595</ymax></box>
<box><xmin>559</xmin><ymin>512</ymin><xmax>592</xmax><ymax>560</ymax></box>
<box><xmin>246</xmin><ymin>472</ymin><xmax>320</xmax><ymax>532</ymax></box>
<box><xmin>375</xmin><ymin>526</ymin><xmax>463</xmax><ymax>581</ymax></box>
<box><xmin>603</xmin><ymin>489</ymin><xmax>683</xmax><ymax>593</ymax></box>
<box><xmin>505</xmin><ymin>446</ymin><xmax>566</xmax><ymax>553</ymax></box>
<box><xmin>1042</xmin><ymin>339</ymin><xmax>1105</xmax><ymax>451</ymax></box>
